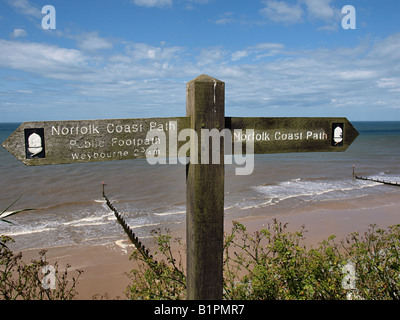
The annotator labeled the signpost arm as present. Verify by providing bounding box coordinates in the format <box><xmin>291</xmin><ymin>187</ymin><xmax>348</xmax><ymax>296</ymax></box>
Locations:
<box><xmin>186</xmin><ymin>74</ymin><xmax>225</xmax><ymax>300</ymax></box>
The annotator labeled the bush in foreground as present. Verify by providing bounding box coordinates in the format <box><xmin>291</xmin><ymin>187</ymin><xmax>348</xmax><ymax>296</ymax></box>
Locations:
<box><xmin>125</xmin><ymin>219</ymin><xmax>400</xmax><ymax>300</ymax></box>
<box><xmin>0</xmin><ymin>236</ymin><xmax>82</xmax><ymax>300</ymax></box>
<box><xmin>2</xmin><ymin>219</ymin><xmax>399</xmax><ymax>300</ymax></box>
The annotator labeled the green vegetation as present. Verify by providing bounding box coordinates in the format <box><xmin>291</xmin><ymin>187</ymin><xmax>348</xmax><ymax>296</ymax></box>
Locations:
<box><xmin>0</xmin><ymin>198</ymin><xmax>82</xmax><ymax>300</ymax></box>
<box><xmin>1</xmin><ymin>196</ymin><xmax>399</xmax><ymax>300</ymax></box>
<box><xmin>125</xmin><ymin>219</ymin><xmax>400</xmax><ymax>300</ymax></box>
<box><xmin>125</xmin><ymin>229</ymin><xmax>186</xmax><ymax>300</ymax></box>
<box><xmin>0</xmin><ymin>236</ymin><xmax>82</xmax><ymax>300</ymax></box>
<box><xmin>0</xmin><ymin>196</ymin><xmax>34</xmax><ymax>248</ymax></box>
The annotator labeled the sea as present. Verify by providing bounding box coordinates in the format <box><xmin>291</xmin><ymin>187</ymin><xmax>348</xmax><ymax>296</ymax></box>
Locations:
<box><xmin>1</xmin><ymin>121</ymin><xmax>400</xmax><ymax>251</ymax></box>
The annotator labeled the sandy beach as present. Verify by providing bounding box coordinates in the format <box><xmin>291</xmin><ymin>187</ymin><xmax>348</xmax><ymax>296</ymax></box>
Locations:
<box><xmin>20</xmin><ymin>240</ymin><xmax>136</xmax><ymax>299</ymax></box>
<box><xmin>17</xmin><ymin>191</ymin><xmax>399</xmax><ymax>300</ymax></box>
<box><xmin>232</xmin><ymin>192</ymin><xmax>400</xmax><ymax>248</ymax></box>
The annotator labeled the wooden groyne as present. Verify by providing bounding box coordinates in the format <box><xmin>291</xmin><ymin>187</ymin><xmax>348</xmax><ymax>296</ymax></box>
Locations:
<box><xmin>355</xmin><ymin>175</ymin><xmax>400</xmax><ymax>187</ymax></box>
<box><xmin>102</xmin><ymin>182</ymin><xmax>153</xmax><ymax>261</ymax></box>
<box><xmin>101</xmin><ymin>181</ymin><xmax>187</xmax><ymax>285</ymax></box>
<box><xmin>353</xmin><ymin>165</ymin><xmax>400</xmax><ymax>186</ymax></box>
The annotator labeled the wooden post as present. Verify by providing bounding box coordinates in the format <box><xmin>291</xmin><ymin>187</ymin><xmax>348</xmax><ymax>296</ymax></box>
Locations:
<box><xmin>186</xmin><ymin>74</ymin><xmax>225</xmax><ymax>300</ymax></box>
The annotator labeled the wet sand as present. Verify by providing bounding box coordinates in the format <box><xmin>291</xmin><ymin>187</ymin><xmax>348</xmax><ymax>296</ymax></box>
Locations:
<box><xmin>21</xmin><ymin>240</ymin><xmax>137</xmax><ymax>300</ymax></box>
<box><xmin>20</xmin><ymin>192</ymin><xmax>400</xmax><ymax>300</ymax></box>
<box><xmin>231</xmin><ymin>192</ymin><xmax>400</xmax><ymax>248</ymax></box>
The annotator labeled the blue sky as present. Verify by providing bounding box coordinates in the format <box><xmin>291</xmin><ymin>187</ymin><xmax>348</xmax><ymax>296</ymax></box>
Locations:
<box><xmin>0</xmin><ymin>0</ymin><xmax>400</xmax><ymax>122</ymax></box>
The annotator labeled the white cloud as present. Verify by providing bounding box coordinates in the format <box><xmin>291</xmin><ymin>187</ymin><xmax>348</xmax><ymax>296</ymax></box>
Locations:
<box><xmin>1</xmin><ymin>32</ymin><xmax>400</xmax><ymax>121</ymax></box>
<box><xmin>251</xmin><ymin>43</ymin><xmax>284</xmax><ymax>50</ymax></box>
<box><xmin>231</xmin><ymin>43</ymin><xmax>285</xmax><ymax>61</ymax></box>
<box><xmin>231</xmin><ymin>50</ymin><xmax>249</xmax><ymax>61</ymax></box>
<box><xmin>377</xmin><ymin>78</ymin><xmax>400</xmax><ymax>92</ymax></box>
<box><xmin>214</xmin><ymin>12</ymin><xmax>235</xmax><ymax>25</ymax></box>
<box><xmin>10</xmin><ymin>28</ymin><xmax>28</xmax><ymax>38</ymax></box>
<box><xmin>75</xmin><ymin>32</ymin><xmax>113</xmax><ymax>51</ymax></box>
<box><xmin>337</xmin><ymin>70</ymin><xmax>377</xmax><ymax>81</ymax></box>
<box><xmin>260</xmin><ymin>0</ymin><xmax>303</xmax><ymax>24</ymax></box>
<box><xmin>125</xmin><ymin>42</ymin><xmax>184</xmax><ymax>61</ymax></box>
<box><xmin>260</xmin><ymin>0</ymin><xmax>340</xmax><ymax>28</ymax></box>
<box><xmin>213</xmin><ymin>11</ymin><xmax>264</xmax><ymax>27</ymax></box>
<box><xmin>301</xmin><ymin>0</ymin><xmax>336</xmax><ymax>21</ymax></box>
<box><xmin>187</xmin><ymin>0</ymin><xmax>212</xmax><ymax>3</ymax></box>
<box><xmin>196</xmin><ymin>47</ymin><xmax>228</xmax><ymax>66</ymax></box>
<box><xmin>367</xmin><ymin>33</ymin><xmax>400</xmax><ymax>62</ymax></box>
<box><xmin>132</xmin><ymin>0</ymin><xmax>172</xmax><ymax>8</ymax></box>
<box><xmin>5</xmin><ymin>0</ymin><xmax>41</xmax><ymax>18</ymax></box>
<box><xmin>0</xmin><ymin>40</ymin><xmax>90</xmax><ymax>80</ymax></box>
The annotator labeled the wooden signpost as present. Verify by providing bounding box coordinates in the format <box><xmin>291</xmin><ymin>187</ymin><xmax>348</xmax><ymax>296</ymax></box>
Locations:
<box><xmin>1</xmin><ymin>117</ymin><xmax>191</xmax><ymax>166</ymax></box>
<box><xmin>1</xmin><ymin>74</ymin><xmax>359</xmax><ymax>300</ymax></box>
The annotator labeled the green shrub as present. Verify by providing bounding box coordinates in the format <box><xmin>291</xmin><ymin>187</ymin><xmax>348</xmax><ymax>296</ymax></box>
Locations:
<box><xmin>125</xmin><ymin>229</ymin><xmax>186</xmax><ymax>300</ymax></box>
<box><xmin>125</xmin><ymin>219</ymin><xmax>400</xmax><ymax>300</ymax></box>
<box><xmin>343</xmin><ymin>224</ymin><xmax>400</xmax><ymax>300</ymax></box>
<box><xmin>223</xmin><ymin>220</ymin><xmax>347</xmax><ymax>300</ymax></box>
<box><xmin>0</xmin><ymin>236</ymin><xmax>82</xmax><ymax>300</ymax></box>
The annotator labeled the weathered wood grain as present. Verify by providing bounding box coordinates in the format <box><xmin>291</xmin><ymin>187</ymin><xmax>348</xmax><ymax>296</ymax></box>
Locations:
<box><xmin>186</xmin><ymin>74</ymin><xmax>225</xmax><ymax>300</ymax></box>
